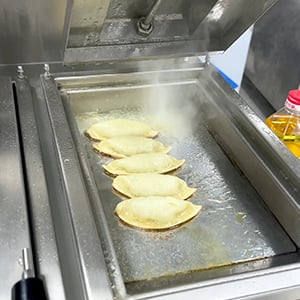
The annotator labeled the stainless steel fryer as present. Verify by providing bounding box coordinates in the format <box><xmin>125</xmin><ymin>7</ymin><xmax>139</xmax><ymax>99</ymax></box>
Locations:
<box><xmin>3</xmin><ymin>0</ymin><xmax>300</xmax><ymax>299</ymax></box>
<box><xmin>37</xmin><ymin>63</ymin><xmax>300</xmax><ymax>299</ymax></box>
<box><xmin>61</xmin><ymin>65</ymin><xmax>298</xmax><ymax>282</ymax></box>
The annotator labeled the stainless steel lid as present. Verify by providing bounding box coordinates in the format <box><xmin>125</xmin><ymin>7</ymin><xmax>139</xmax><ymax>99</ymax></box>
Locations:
<box><xmin>65</xmin><ymin>0</ymin><xmax>278</xmax><ymax>64</ymax></box>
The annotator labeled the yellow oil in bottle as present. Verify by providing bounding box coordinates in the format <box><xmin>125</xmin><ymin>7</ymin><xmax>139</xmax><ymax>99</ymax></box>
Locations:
<box><xmin>266</xmin><ymin>112</ymin><xmax>300</xmax><ymax>158</ymax></box>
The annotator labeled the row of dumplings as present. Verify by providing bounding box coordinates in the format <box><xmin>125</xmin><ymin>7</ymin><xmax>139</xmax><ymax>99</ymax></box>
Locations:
<box><xmin>85</xmin><ymin>118</ymin><xmax>202</xmax><ymax>231</ymax></box>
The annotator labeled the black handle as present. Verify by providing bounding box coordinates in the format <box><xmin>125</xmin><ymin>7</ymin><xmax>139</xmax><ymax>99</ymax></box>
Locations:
<box><xmin>11</xmin><ymin>278</ymin><xmax>47</xmax><ymax>300</ymax></box>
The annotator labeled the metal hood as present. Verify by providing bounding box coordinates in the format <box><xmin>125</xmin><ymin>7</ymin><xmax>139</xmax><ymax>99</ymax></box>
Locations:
<box><xmin>65</xmin><ymin>0</ymin><xmax>278</xmax><ymax>64</ymax></box>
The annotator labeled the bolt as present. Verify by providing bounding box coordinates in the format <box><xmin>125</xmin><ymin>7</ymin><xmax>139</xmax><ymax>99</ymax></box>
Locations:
<box><xmin>17</xmin><ymin>66</ymin><xmax>25</xmax><ymax>79</ymax></box>
<box><xmin>44</xmin><ymin>64</ymin><xmax>51</xmax><ymax>78</ymax></box>
<box><xmin>136</xmin><ymin>17</ymin><xmax>154</xmax><ymax>37</ymax></box>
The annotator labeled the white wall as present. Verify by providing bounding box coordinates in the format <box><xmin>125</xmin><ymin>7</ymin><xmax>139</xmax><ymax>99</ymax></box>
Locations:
<box><xmin>210</xmin><ymin>27</ymin><xmax>253</xmax><ymax>92</ymax></box>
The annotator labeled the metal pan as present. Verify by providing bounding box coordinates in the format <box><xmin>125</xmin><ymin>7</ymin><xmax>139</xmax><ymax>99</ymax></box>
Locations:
<box><xmin>55</xmin><ymin>66</ymin><xmax>297</xmax><ymax>293</ymax></box>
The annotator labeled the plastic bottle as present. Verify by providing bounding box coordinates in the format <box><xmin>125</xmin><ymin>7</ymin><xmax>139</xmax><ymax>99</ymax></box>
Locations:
<box><xmin>265</xmin><ymin>89</ymin><xmax>300</xmax><ymax>158</ymax></box>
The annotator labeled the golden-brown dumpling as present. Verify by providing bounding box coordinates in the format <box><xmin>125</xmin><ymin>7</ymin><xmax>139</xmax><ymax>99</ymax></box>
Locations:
<box><xmin>115</xmin><ymin>196</ymin><xmax>202</xmax><ymax>230</ymax></box>
<box><xmin>85</xmin><ymin>119</ymin><xmax>158</xmax><ymax>141</ymax></box>
<box><xmin>93</xmin><ymin>136</ymin><xmax>171</xmax><ymax>158</ymax></box>
<box><xmin>103</xmin><ymin>153</ymin><xmax>185</xmax><ymax>176</ymax></box>
<box><xmin>113</xmin><ymin>173</ymin><xmax>196</xmax><ymax>199</ymax></box>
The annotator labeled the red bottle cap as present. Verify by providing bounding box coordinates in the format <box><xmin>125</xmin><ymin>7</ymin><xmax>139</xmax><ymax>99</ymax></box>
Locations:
<box><xmin>285</xmin><ymin>90</ymin><xmax>300</xmax><ymax>112</ymax></box>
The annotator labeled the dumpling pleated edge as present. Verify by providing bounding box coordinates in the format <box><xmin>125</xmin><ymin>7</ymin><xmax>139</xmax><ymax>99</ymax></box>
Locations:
<box><xmin>115</xmin><ymin>196</ymin><xmax>202</xmax><ymax>231</ymax></box>
<box><xmin>103</xmin><ymin>154</ymin><xmax>185</xmax><ymax>176</ymax></box>
<box><xmin>112</xmin><ymin>174</ymin><xmax>196</xmax><ymax>199</ymax></box>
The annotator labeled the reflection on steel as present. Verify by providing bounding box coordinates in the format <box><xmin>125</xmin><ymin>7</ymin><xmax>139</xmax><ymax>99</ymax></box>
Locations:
<box><xmin>44</xmin><ymin>64</ymin><xmax>51</xmax><ymax>78</ymax></box>
<box><xmin>207</xmin><ymin>1</ymin><xmax>225</xmax><ymax>21</ymax></box>
<box><xmin>17</xmin><ymin>66</ymin><xmax>24</xmax><ymax>79</ymax></box>
<box><xmin>0</xmin><ymin>0</ymin><xmax>69</xmax><ymax>64</ymax></box>
<box><xmin>21</xmin><ymin>248</ymin><xmax>35</xmax><ymax>279</ymax></box>
<box><xmin>0</xmin><ymin>76</ymin><xmax>31</xmax><ymax>300</ymax></box>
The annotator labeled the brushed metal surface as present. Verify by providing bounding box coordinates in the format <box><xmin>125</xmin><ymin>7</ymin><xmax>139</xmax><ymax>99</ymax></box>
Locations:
<box><xmin>63</xmin><ymin>41</ymin><xmax>220</xmax><ymax>64</ymax></box>
<box><xmin>37</xmin><ymin>65</ymin><xmax>300</xmax><ymax>298</ymax></box>
<box><xmin>69</xmin><ymin>0</ymin><xmax>111</xmax><ymax>45</ymax></box>
<box><xmin>66</xmin><ymin>0</ymin><xmax>278</xmax><ymax>62</ymax></box>
<box><xmin>14</xmin><ymin>77</ymin><xmax>66</xmax><ymax>300</ymax></box>
<box><xmin>245</xmin><ymin>0</ymin><xmax>300</xmax><ymax>110</ymax></box>
<box><xmin>40</xmin><ymin>76</ymin><xmax>116</xmax><ymax>300</ymax></box>
<box><xmin>0</xmin><ymin>0</ymin><xmax>70</xmax><ymax>65</ymax></box>
<box><xmin>0</xmin><ymin>77</ymin><xmax>31</xmax><ymax>299</ymax></box>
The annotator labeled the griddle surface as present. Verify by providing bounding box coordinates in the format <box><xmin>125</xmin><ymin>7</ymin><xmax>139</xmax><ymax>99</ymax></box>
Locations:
<box><xmin>73</xmin><ymin>98</ymin><xmax>295</xmax><ymax>283</ymax></box>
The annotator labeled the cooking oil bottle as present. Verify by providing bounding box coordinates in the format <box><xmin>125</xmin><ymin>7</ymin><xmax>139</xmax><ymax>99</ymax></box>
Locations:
<box><xmin>265</xmin><ymin>90</ymin><xmax>300</xmax><ymax>158</ymax></box>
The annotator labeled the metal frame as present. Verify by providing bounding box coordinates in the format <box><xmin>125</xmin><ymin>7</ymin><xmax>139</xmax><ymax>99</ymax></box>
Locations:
<box><xmin>0</xmin><ymin>77</ymin><xmax>31</xmax><ymax>299</ymax></box>
<box><xmin>14</xmin><ymin>75</ymin><xmax>66</xmax><ymax>300</ymax></box>
<box><xmin>39</xmin><ymin>73</ymin><xmax>115</xmax><ymax>300</ymax></box>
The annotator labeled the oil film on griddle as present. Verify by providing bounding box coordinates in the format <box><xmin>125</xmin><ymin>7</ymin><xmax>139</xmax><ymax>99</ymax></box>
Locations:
<box><xmin>39</xmin><ymin>0</ymin><xmax>300</xmax><ymax>299</ymax></box>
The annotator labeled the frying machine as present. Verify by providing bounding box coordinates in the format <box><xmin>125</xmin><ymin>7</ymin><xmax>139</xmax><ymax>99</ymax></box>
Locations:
<box><xmin>1</xmin><ymin>1</ymin><xmax>300</xmax><ymax>299</ymax></box>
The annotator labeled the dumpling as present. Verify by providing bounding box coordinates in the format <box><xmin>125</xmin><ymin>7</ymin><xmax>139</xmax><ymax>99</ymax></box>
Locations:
<box><xmin>103</xmin><ymin>153</ymin><xmax>185</xmax><ymax>176</ymax></box>
<box><xmin>115</xmin><ymin>196</ymin><xmax>202</xmax><ymax>230</ymax></box>
<box><xmin>85</xmin><ymin>119</ymin><xmax>158</xmax><ymax>141</ymax></box>
<box><xmin>113</xmin><ymin>174</ymin><xmax>196</xmax><ymax>199</ymax></box>
<box><xmin>93</xmin><ymin>136</ymin><xmax>171</xmax><ymax>159</ymax></box>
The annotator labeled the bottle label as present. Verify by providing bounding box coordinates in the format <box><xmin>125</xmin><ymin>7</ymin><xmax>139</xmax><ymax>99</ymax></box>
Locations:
<box><xmin>285</xmin><ymin>99</ymin><xmax>300</xmax><ymax>113</ymax></box>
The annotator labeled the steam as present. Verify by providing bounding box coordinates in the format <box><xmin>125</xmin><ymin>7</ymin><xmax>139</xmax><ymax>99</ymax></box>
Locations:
<box><xmin>137</xmin><ymin>59</ymin><xmax>200</xmax><ymax>140</ymax></box>
<box><xmin>143</xmin><ymin>85</ymin><xmax>197</xmax><ymax>138</ymax></box>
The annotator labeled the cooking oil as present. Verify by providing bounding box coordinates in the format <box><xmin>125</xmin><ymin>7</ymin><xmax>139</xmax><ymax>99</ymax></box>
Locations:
<box><xmin>265</xmin><ymin>90</ymin><xmax>300</xmax><ymax>158</ymax></box>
